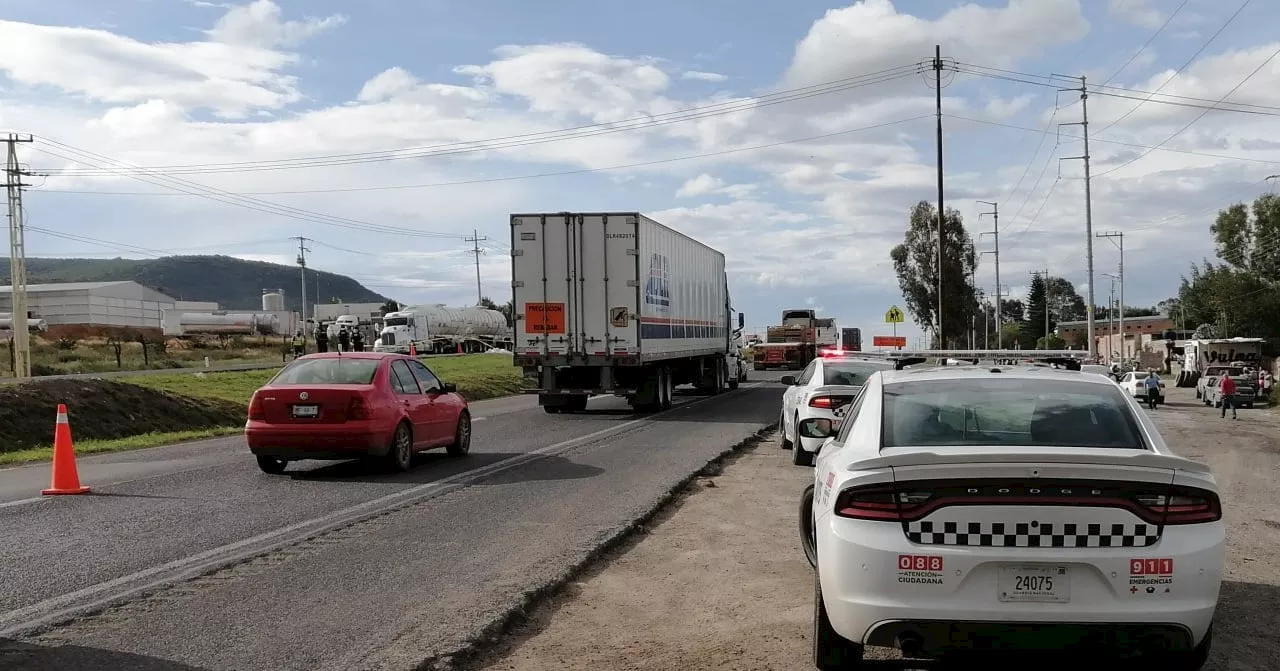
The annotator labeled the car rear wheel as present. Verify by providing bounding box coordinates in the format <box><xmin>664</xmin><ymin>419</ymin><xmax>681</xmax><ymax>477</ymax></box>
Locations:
<box><xmin>446</xmin><ymin>412</ymin><xmax>471</xmax><ymax>457</ymax></box>
<box><xmin>779</xmin><ymin>412</ymin><xmax>793</xmax><ymax>450</ymax></box>
<box><xmin>1160</xmin><ymin>625</ymin><xmax>1211</xmax><ymax>670</ymax></box>
<box><xmin>256</xmin><ymin>456</ymin><xmax>287</xmax><ymax>475</ymax></box>
<box><xmin>799</xmin><ymin>484</ymin><xmax>817</xmax><ymax>569</ymax></box>
<box><xmin>814</xmin><ymin>570</ymin><xmax>864</xmax><ymax>669</ymax></box>
<box><xmin>384</xmin><ymin>422</ymin><xmax>414</xmax><ymax>472</ymax></box>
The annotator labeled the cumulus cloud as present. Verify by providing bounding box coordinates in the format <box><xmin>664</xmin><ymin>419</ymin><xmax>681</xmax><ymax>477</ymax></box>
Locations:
<box><xmin>0</xmin><ymin>0</ymin><xmax>1275</xmax><ymax>331</ymax></box>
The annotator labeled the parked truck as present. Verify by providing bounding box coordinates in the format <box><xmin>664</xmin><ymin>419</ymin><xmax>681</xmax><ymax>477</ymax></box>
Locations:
<box><xmin>510</xmin><ymin>212</ymin><xmax>745</xmax><ymax>413</ymax></box>
<box><xmin>1177</xmin><ymin>337</ymin><xmax>1266</xmax><ymax>387</ymax></box>
<box><xmin>841</xmin><ymin>327</ymin><xmax>862</xmax><ymax>352</ymax></box>
<box><xmin>753</xmin><ymin>308</ymin><xmax>834</xmax><ymax>370</ymax></box>
<box><xmin>374</xmin><ymin>304</ymin><xmax>512</xmax><ymax>354</ymax></box>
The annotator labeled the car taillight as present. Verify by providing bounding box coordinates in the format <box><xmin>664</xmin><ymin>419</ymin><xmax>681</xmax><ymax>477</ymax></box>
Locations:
<box><xmin>808</xmin><ymin>396</ymin><xmax>849</xmax><ymax>409</ymax></box>
<box><xmin>833</xmin><ymin>484</ymin><xmax>931</xmax><ymax>521</ymax></box>
<box><xmin>347</xmin><ymin>396</ymin><xmax>371</xmax><ymax>420</ymax></box>
<box><xmin>247</xmin><ymin>394</ymin><xmax>265</xmax><ymax>421</ymax></box>
<box><xmin>1135</xmin><ymin>486</ymin><xmax>1222</xmax><ymax>525</ymax></box>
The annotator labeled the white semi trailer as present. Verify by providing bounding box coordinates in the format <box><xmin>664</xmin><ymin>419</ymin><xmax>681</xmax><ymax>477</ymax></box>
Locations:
<box><xmin>373</xmin><ymin>304</ymin><xmax>513</xmax><ymax>354</ymax></box>
<box><xmin>510</xmin><ymin>211</ymin><xmax>745</xmax><ymax>413</ymax></box>
<box><xmin>0</xmin><ymin>313</ymin><xmax>48</xmax><ymax>332</ymax></box>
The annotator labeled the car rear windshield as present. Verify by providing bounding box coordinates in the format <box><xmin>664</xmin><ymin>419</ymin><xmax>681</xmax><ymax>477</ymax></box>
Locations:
<box><xmin>271</xmin><ymin>358</ymin><xmax>380</xmax><ymax>385</ymax></box>
<box><xmin>823</xmin><ymin>361</ymin><xmax>892</xmax><ymax>386</ymax></box>
<box><xmin>881</xmin><ymin>378</ymin><xmax>1143</xmax><ymax>449</ymax></box>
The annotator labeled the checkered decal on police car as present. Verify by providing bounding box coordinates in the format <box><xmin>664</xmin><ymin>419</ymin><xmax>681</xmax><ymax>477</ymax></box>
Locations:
<box><xmin>904</xmin><ymin>520</ymin><xmax>1161</xmax><ymax>548</ymax></box>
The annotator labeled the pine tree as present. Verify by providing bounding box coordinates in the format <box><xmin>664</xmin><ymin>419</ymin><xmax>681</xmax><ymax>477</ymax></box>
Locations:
<box><xmin>1021</xmin><ymin>274</ymin><xmax>1056</xmax><ymax>348</ymax></box>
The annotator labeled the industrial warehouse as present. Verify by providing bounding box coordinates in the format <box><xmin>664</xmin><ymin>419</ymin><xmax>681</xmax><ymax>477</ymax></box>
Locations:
<box><xmin>0</xmin><ymin>281</ymin><xmax>299</xmax><ymax>335</ymax></box>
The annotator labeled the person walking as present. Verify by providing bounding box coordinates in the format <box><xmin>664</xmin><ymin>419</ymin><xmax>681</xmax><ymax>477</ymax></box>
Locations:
<box><xmin>290</xmin><ymin>330</ymin><xmax>306</xmax><ymax>359</ymax></box>
<box><xmin>1143</xmin><ymin>369</ymin><xmax>1161</xmax><ymax>410</ymax></box>
<box><xmin>337</xmin><ymin>327</ymin><xmax>351</xmax><ymax>353</ymax></box>
<box><xmin>1219</xmin><ymin>374</ymin><xmax>1239</xmax><ymax>420</ymax></box>
<box><xmin>352</xmin><ymin>329</ymin><xmax>365</xmax><ymax>353</ymax></box>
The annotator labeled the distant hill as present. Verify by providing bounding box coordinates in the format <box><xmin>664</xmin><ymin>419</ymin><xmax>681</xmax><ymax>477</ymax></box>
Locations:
<box><xmin>0</xmin><ymin>255</ymin><xmax>391</xmax><ymax>311</ymax></box>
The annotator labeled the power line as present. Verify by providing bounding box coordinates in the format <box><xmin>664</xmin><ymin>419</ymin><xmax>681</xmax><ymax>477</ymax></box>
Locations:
<box><xmin>1099</xmin><ymin>0</ymin><xmax>1190</xmax><ymax>86</ymax></box>
<box><xmin>1093</xmin><ymin>0</ymin><xmax>1251</xmax><ymax>135</ymax></box>
<box><xmin>33</xmin><ymin>115</ymin><xmax>933</xmax><ymax>197</ymax></box>
<box><xmin>35</xmin><ymin>66</ymin><xmax>923</xmax><ymax>177</ymax></box>
<box><xmin>29</xmin><ymin>140</ymin><xmax>467</xmax><ymax>240</ymax></box>
<box><xmin>1094</xmin><ymin>43</ymin><xmax>1280</xmax><ymax>178</ymax></box>
<box><xmin>946</xmin><ymin>114</ymin><xmax>1280</xmax><ymax>166</ymax></box>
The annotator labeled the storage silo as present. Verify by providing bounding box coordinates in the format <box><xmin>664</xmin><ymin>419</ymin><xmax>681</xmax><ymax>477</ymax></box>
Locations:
<box><xmin>262</xmin><ymin>289</ymin><xmax>286</xmax><ymax>312</ymax></box>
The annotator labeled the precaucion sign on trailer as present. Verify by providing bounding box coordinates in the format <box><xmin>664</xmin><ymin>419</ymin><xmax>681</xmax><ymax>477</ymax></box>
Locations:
<box><xmin>885</xmin><ymin>305</ymin><xmax>905</xmax><ymax>324</ymax></box>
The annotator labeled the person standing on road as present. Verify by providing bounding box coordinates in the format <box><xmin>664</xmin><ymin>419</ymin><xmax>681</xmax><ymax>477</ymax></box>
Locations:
<box><xmin>352</xmin><ymin>329</ymin><xmax>365</xmax><ymax>352</ymax></box>
<box><xmin>1144</xmin><ymin>370</ymin><xmax>1161</xmax><ymax>410</ymax></box>
<box><xmin>337</xmin><ymin>327</ymin><xmax>351</xmax><ymax>353</ymax></box>
<box><xmin>1220</xmin><ymin>374</ymin><xmax>1239</xmax><ymax>420</ymax></box>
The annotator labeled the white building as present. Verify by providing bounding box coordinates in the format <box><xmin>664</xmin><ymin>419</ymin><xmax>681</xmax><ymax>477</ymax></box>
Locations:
<box><xmin>0</xmin><ymin>281</ymin><xmax>178</xmax><ymax>328</ymax></box>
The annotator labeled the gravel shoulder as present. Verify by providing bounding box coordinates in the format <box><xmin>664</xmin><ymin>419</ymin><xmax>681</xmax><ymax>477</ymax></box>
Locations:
<box><xmin>472</xmin><ymin>388</ymin><xmax>1280</xmax><ymax>671</ymax></box>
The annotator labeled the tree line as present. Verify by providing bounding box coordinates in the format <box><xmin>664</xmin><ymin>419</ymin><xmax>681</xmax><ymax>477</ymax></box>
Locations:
<box><xmin>1160</xmin><ymin>191</ymin><xmax>1280</xmax><ymax>341</ymax></box>
<box><xmin>891</xmin><ymin>201</ymin><xmax>1160</xmax><ymax>350</ymax></box>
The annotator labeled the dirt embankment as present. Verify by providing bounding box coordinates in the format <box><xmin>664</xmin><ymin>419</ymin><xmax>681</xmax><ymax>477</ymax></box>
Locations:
<box><xmin>0</xmin><ymin>379</ymin><xmax>244</xmax><ymax>453</ymax></box>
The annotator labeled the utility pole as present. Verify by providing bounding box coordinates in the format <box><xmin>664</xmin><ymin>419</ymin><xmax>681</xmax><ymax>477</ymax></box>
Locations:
<box><xmin>465</xmin><ymin>229</ymin><xmax>488</xmax><ymax>305</ymax></box>
<box><xmin>932</xmin><ymin>44</ymin><xmax>947</xmax><ymax>348</ymax></box>
<box><xmin>1097</xmin><ymin>231</ymin><xmax>1125</xmax><ymax>362</ymax></box>
<box><xmin>1058</xmin><ymin>74</ymin><xmax>1097</xmax><ymax>361</ymax></box>
<box><xmin>292</xmin><ymin>236</ymin><xmax>310</xmax><ymax>340</ymax></box>
<box><xmin>977</xmin><ymin>200</ymin><xmax>1000</xmax><ymax>347</ymax></box>
<box><xmin>5</xmin><ymin>134</ymin><xmax>34</xmax><ymax>379</ymax></box>
<box><xmin>1104</xmin><ymin>273</ymin><xmax>1119</xmax><ymax>363</ymax></box>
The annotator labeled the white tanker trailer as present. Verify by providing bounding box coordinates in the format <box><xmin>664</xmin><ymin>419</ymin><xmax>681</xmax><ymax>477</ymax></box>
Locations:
<box><xmin>0</xmin><ymin>313</ymin><xmax>48</xmax><ymax>332</ymax></box>
<box><xmin>162</xmin><ymin>311</ymin><xmax>280</xmax><ymax>337</ymax></box>
<box><xmin>374</xmin><ymin>304</ymin><xmax>513</xmax><ymax>354</ymax></box>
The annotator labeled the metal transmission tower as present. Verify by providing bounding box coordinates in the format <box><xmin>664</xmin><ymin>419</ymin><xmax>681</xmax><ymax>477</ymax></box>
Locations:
<box><xmin>977</xmin><ymin>200</ymin><xmax>1001</xmax><ymax>347</ymax></box>
<box><xmin>1057</xmin><ymin>74</ymin><xmax>1097</xmax><ymax>360</ymax></box>
<box><xmin>1097</xmin><ymin>231</ymin><xmax>1125</xmax><ymax>360</ymax></box>
<box><xmin>465</xmin><ymin>230</ymin><xmax>488</xmax><ymax>305</ymax></box>
<box><xmin>5</xmin><ymin>134</ymin><xmax>35</xmax><ymax>378</ymax></box>
<box><xmin>292</xmin><ymin>236</ymin><xmax>310</xmax><ymax>338</ymax></box>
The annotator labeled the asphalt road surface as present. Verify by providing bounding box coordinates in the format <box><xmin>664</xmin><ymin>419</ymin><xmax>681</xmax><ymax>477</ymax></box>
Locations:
<box><xmin>0</xmin><ymin>374</ymin><xmax>786</xmax><ymax>671</ymax></box>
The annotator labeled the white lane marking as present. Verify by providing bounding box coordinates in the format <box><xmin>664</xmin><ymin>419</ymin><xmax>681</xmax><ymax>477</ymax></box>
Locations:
<box><xmin>0</xmin><ymin>497</ymin><xmax>46</xmax><ymax>509</ymax></box>
<box><xmin>0</xmin><ymin>382</ymin><xmax>773</xmax><ymax>636</ymax></box>
<box><xmin>471</xmin><ymin>416</ymin><xmax>488</xmax><ymax>422</ymax></box>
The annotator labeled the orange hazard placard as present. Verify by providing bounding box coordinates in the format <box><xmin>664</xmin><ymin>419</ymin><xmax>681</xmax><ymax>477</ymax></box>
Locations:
<box><xmin>873</xmin><ymin>336</ymin><xmax>907</xmax><ymax>348</ymax></box>
<box><xmin>525</xmin><ymin>302</ymin><xmax>566</xmax><ymax>334</ymax></box>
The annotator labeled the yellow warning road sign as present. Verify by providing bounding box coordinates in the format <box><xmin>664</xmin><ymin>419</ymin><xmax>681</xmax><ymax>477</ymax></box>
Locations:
<box><xmin>885</xmin><ymin>305</ymin><xmax>905</xmax><ymax>324</ymax></box>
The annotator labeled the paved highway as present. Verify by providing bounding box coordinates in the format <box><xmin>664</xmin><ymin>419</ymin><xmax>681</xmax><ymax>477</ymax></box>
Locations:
<box><xmin>0</xmin><ymin>373</ymin><xmax>785</xmax><ymax>670</ymax></box>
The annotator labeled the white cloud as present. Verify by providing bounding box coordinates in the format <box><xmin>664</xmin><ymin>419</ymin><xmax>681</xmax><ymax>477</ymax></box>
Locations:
<box><xmin>1106</xmin><ymin>0</ymin><xmax>1166</xmax><ymax>30</ymax></box>
<box><xmin>681</xmin><ymin>70</ymin><xmax>728</xmax><ymax>82</ymax></box>
<box><xmin>0</xmin><ymin>0</ymin><xmax>1275</xmax><ymax>331</ymax></box>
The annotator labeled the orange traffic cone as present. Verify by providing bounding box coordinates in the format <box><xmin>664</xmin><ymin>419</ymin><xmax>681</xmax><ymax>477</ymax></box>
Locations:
<box><xmin>42</xmin><ymin>404</ymin><xmax>90</xmax><ymax>496</ymax></box>
<box><xmin>409</xmin><ymin>342</ymin><xmax>418</xmax><ymax>357</ymax></box>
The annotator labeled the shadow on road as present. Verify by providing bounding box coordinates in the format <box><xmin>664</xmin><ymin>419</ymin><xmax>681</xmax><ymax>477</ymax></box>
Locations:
<box><xmin>0</xmin><ymin>637</ymin><xmax>210</xmax><ymax>670</ymax></box>
<box><xmin>286</xmin><ymin>451</ymin><xmax>603</xmax><ymax>485</ymax></box>
<box><xmin>287</xmin><ymin>450</ymin><xmax>522</xmax><ymax>483</ymax></box>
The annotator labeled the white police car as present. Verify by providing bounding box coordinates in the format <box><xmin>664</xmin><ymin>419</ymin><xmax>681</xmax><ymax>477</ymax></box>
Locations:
<box><xmin>799</xmin><ymin>351</ymin><xmax>1224</xmax><ymax>668</ymax></box>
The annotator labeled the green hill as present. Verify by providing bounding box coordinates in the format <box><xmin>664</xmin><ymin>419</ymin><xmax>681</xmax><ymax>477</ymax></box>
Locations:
<box><xmin>0</xmin><ymin>255</ymin><xmax>390</xmax><ymax>311</ymax></box>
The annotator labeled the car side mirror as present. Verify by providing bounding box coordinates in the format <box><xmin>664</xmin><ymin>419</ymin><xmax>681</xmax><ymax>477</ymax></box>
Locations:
<box><xmin>799</xmin><ymin>417</ymin><xmax>836</xmax><ymax>439</ymax></box>
<box><xmin>442</xmin><ymin>382</ymin><xmax>457</xmax><ymax>393</ymax></box>
<box><xmin>780</xmin><ymin>375</ymin><xmax>797</xmax><ymax>386</ymax></box>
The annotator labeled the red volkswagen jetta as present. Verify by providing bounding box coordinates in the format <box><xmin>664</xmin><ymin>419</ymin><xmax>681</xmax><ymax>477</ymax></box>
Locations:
<box><xmin>245</xmin><ymin>352</ymin><xmax>472</xmax><ymax>474</ymax></box>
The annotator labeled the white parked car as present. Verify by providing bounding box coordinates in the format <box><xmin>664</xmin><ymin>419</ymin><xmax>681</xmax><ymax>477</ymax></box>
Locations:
<box><xmin>1119</xmin><ymin>371</ymin><xmax>1165</xmax><ymax>405</ymax></box>
<box><xmin>779</xmin><ymin>356</ymin><xmax>896</xmax><ymax>467</ymax></box>
<box><xmin>800</xmin><ymin>364</ymin><xmax>1223</xmax><ymax>668</ymax></box>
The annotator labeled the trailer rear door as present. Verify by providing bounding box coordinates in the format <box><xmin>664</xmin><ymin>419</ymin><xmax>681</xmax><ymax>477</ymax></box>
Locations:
<box><xmin>511</xmin><ymin>213</ymin><xmax>640</xmax><ymax>359</ymax></box>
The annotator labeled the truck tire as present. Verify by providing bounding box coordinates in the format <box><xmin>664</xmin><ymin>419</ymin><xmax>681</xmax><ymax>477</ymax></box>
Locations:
<box><xmin>630</xmin><ymin>367</ymin><xmax>663</xmax><ymax>413</ymax></box>
<box><xmin>659</xmin><ymin>367</ymin><xmax>674</xmax><ymax>410</ymax></box>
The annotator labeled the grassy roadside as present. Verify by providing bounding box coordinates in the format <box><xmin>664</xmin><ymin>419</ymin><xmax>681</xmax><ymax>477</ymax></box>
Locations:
<box><xmin>2</xmin><ymin>355</ymin><xmax>526</xmax><ymax>466</ymax></box>
<box><xmin>0</xmin><ymin>427</ymin><xmax>243</xmax><ymax>467</ymax></box>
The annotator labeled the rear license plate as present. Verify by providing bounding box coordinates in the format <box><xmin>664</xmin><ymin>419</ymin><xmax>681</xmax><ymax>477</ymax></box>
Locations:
<box><xmin>292</xmin><ymin>404</ymin><xmax>319</xmax><ymax>418</ymax></box>
<box><xmin>998</xmin><ymin>565</ymin><xmax>1070</xmax><ymax>603</ymax></box>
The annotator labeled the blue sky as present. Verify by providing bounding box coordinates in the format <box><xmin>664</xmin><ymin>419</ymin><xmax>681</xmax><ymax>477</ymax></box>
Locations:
<box><xmin>1</xmin><ymin>0</ymin><xmax>1279</xmax><ymax>346</ymax></box>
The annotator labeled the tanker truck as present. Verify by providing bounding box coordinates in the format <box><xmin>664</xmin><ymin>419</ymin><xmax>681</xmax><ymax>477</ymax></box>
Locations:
<box><xmin>510</xmin><ymin>211</ymin><xmax>745</xmax><ymax>413</ymax></box>
<box><xmin>162</xmin><ymin>311</ymin><xmax>279</xmax><ymax>337</ymax></box>
<box><xmin>373</xmin><ymin>304</ymin><xmax>513</xmax><ymax>354</ymax></box>
<box><xmin>0</xmin><ymin>313</ymin><xmax>48</xmax><ymax>332</ymax></box>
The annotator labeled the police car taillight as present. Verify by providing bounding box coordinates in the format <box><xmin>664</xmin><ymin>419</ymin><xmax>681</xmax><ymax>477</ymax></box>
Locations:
<box><xmin>1134</xmin><ymin>486</ymin><xmax>1221</xmax><ymax>525</ymax></box>
<box><xmin>833</xmin><ymin>484</ymin><xmax>930</xmax><ymax>521</ymax></box>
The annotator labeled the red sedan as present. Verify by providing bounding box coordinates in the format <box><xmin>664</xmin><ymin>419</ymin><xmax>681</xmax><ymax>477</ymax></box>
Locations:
<box><xmin>245</xmin><ymin>352</ymin><xmax>472</xmax><ymax>474</ymax></box>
